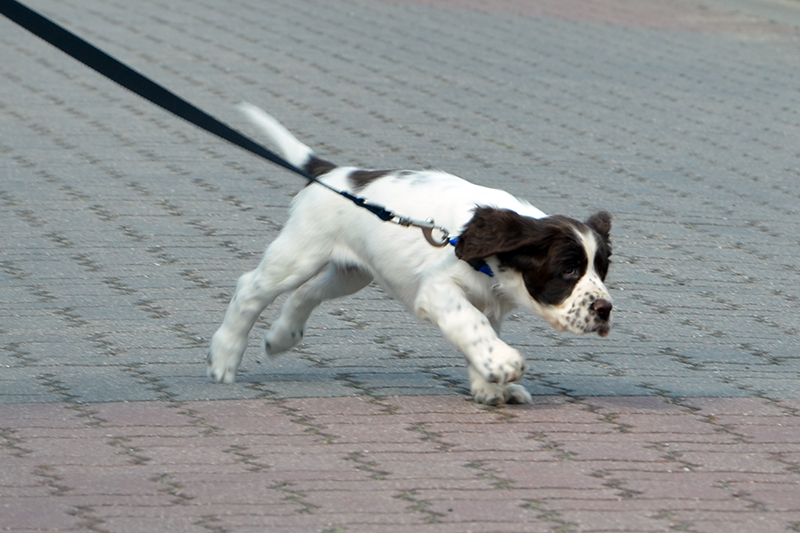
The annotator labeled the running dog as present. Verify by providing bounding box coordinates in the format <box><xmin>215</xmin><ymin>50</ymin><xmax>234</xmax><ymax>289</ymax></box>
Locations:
<box><xmin>207</xmin><ymin>104</ymin><xmax>613</xmax><ymax>404</ymax></box>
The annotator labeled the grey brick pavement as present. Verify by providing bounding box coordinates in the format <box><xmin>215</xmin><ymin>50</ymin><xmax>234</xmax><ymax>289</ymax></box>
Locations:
<box><xmin>2</xmin><ymin>1</ymin><xmax>800</xmax><ymax>531</ymax></box>
<box><xmin>2</xmin><ymin>0</ymin><xmax>799</xmax><ymax>404</ymax></box>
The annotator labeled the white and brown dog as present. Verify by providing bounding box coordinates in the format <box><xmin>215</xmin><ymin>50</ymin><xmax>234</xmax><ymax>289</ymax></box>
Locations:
<box><xmin>207</xmin><ymin>104</ymin><xmax>613</xmax><ymax>404</ymax></box>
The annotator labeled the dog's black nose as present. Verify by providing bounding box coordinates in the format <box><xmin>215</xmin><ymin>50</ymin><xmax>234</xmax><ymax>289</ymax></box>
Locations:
<box><xmin>591</xmin><ymin>299</ymin><xmax>613</xmax><ymax>321</ymax></box>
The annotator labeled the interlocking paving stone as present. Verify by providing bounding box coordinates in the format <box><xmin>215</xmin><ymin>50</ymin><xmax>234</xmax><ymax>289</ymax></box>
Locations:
<box><xmin>2</xmin><ymin>0</ymin><xmax>800</xmax><ymax>530</ymax></box>
<box><xmin>2</xmin><ymin>396</ymin><xmax>799</xmax><ymax>531</ymax></box>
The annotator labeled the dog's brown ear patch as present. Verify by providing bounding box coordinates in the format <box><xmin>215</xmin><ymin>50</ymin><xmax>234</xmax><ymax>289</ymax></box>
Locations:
<box><xmin>586</xmin><ymin>211</ymin><xmax>612</xmax><ymax>241</ymax></box>
<box><xmin>455</xmin><ymin>207</ymin><xmax>544</xmax><ymax>263</ymax></box>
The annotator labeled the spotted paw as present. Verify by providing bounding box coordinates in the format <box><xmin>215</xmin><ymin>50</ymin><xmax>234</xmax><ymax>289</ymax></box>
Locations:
<box><xmin>480</xmin><ymin>345</ymin><xmax>527</xmax><ymax>385</ymax></box>
<box><xmin>468</xmin><ymin>365</ymin><xmax>532</xmax><ymax>405</ymax></box>
<box><xmin>471</xmin><ymin>381</ymin><xmax>533</xmax><ymax>405</ymax></box>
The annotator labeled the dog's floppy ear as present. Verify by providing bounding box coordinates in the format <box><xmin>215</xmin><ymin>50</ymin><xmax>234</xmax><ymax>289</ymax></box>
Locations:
<box><xmin>586</xmin><ymin>211</ymin><xmax>612</xmax><ymax>242</ymax></box>
<box><xmin>455</xmin><ymin>207</ymin><xmax>545</xmax><ymax>263</ymax></box>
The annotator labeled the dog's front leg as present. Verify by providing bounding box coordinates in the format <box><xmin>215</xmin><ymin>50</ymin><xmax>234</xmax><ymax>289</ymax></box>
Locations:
<box><xmin>415</xmin><ymin>280</ymin><xmax>531</xmax><ymax>404</ymax></box>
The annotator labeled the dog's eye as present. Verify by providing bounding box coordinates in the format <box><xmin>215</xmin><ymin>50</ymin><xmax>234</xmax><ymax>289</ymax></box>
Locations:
<box><xmin>562</xmin><ymin>267</ymin><xmax>579</xmax><ymax>280</ymax></box>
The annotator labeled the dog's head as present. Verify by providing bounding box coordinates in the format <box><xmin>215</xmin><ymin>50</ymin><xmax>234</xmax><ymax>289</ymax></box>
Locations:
<box><xmin>455</xmin><ymin>208</ymin><xmax>613</xmax><ymax>336</ymax></box>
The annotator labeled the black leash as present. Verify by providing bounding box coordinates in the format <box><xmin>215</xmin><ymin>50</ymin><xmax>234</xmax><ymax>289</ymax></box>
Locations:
<box><xmin>0</xmin><ymin>0</ymin><xmax>451</xmax><ymax>247</ymax></box>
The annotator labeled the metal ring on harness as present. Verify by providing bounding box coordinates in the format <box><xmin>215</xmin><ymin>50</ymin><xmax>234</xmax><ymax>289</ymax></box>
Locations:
<box><xmin>420</xmin><ymin>223</ymin><xmax>451</xmax><ymax>248</ymax></box>
<box><xmin>390</xmin><ymin>216</ymin><xmax>450</xmax><ymax>248</ymax></box>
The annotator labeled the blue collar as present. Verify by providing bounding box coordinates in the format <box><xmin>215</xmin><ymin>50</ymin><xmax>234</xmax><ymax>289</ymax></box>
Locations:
<box><xmin>449</xmin><ymin>237</ymin><xmax>494</xmax><ymax>277</ymax></box>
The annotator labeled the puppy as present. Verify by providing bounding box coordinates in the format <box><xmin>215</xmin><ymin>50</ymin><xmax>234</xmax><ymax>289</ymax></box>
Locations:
<box><xmin>207</xmin><ymin>104</ymin><xmax>613</xmax><ymax>404</ymax></box>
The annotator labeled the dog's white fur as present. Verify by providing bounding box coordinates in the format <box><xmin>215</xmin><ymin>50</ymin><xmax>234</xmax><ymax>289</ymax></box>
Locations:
<box><xmin>207</xmin><ymin>104</ymin><xmax>612</xmax><ymax>404</ymax></box>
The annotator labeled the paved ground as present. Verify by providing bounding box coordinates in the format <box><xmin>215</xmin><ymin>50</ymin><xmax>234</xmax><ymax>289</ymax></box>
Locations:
<box><xmin>1</xmin><ymin>0</ymin><xmax>799</xmax><ymax>531</ymax></box>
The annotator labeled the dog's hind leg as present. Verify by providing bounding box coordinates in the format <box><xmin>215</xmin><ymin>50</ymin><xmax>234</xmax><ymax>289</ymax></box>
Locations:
<box><xmin>264</xmin><ymin>263</ymin><xmax>373</xmax><ymax>355</ymax></box>
<box><xmin>207</xmin><ymin>236</ymin><xmax>332</xmax><ymax>383</ymax></box>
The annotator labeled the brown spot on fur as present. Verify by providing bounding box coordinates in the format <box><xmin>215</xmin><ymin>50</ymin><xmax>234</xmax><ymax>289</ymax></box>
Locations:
<box><xmin>304</xmin><ymin>156</ymin><xmax>337</xmax><ymax>179</ymax></box>
<box><xmin>348</xmin><ymin>169</ymin><xmax>393</xmax><ymax>191</ymax></box>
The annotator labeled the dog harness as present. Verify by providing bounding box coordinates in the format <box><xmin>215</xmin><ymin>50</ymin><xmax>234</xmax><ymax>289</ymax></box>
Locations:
<box><xmin>448</xmin><ymin>238</ymin><xmax>494</xmax><ymax>277</ymax></box>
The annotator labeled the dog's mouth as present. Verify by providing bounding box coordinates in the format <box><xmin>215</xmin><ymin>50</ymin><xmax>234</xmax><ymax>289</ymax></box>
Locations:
<box><xmin>578</xmin><ymin>318</ymin><xmax>611</xmax><ymax>337</ymax></box>
<box><xmin>596</xmin><ymin>323</ymin><xmax>611</xmax><ymax>337</ymax></box>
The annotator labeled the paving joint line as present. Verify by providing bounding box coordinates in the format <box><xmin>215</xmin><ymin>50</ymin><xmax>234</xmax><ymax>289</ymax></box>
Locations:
<box><xmin>223</xmin><ymin>443</ymin><xmax>270</xmax><ymax>473</ymax></box>
<box><xmin>150</xmin><ymin>472</ymin><xmax>195</xmax><ymax>505</ymax></box>
<box><xmin>345</xmin><ymin>451</ymin><xmax>391</xmax><ymax>480</ymax></box>
<box><xmin>521</xmin><ymin>499</ymin><xmax>578</xmax><ymax>533</ymax></box>
<box><xmin>464</xmin><ymin>459</ymin><xmax>515</xmax><ymax>490</ymax></box>
<box><xmin>67</xmin><ymin>505</ymin><xmax>110</xmax><ymax>533</ymax></box>
<box><xmin>33</xmin><ymin>464</ymin><xmax>72</xmax><ymax>497</ymax></box>
<box><xmin>265</xmin><ymin>397</ymin><xmax>337</xmax><ymax>443</ymax></box>
<box><xmin>194</xmin><ymin>515</ymin><xmax>231</xmax><ymax>533</ymax></box>
<box><xmin>270</xmin><ymin>481</ymin><xmax>321</xmax><ymax>515</ymax></box>
<box><xmin>394</xmin><ymin>489</ymin><xmax>446</xmax><ymax>524</ymax></box>
<box><xmin>107</xmin><ymin>436</ymin><xmax>151</xmax><ymax>466</ymax></box>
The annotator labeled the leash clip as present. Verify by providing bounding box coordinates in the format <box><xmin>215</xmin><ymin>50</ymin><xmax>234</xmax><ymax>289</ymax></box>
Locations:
<box><xmin>390</xmin><ymin>216</ymin><xmax>450</xmax><ymax>248</ymax></box>
<box><xmin>420</xmin><ymin>220</ymin><xmax>451</xmax><ymax>248</ymax></box>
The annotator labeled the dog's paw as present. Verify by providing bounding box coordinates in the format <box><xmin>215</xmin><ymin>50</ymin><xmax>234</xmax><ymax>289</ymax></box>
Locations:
<box><xmin>471</xmin><ymin>382</ymin><xmax>533</xmax><ymax>405</ymax></box>
<box><xmin>468</xmin><ymin>365</ymin><xmax>532</xmax><ymax>405</ymax></box>
<box><xmin>479</xmin><ymin>345</ymin><xmax>527</xmax><ymax>385</ymax></box>
<box><xmin>504</xmin><ymin>383</ymin><xmax>533</xmax><ymax>404</ymax></box>
<box><xmin>206</xmin><ymin>329</ymin><xmax>245</xmax><ymax>384</ymax></box>
<box><xmin>207</xmin><ymin>356</ymin><xmax>237</xmax><ymax>384</ymax></box>
<box><xmin>263</xmin><ymin>324</ymin><xmax>303</xmax><ymax>356</ymax></box>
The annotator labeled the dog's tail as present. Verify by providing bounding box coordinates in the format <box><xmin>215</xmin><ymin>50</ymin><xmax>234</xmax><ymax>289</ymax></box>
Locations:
<box><xmin>237</xmin><ymin>102</ymin><xmax>336</xmax><ymax>178</ymax></box>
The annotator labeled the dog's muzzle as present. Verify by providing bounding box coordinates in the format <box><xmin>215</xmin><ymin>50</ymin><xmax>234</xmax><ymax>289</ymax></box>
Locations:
<box><xmin>590</xmin><ymin>299</ymin><xmax>613</xmax><ymax>337</ymax></box>
<box><xmin>591</xmin><ymin>299</ymin><xmax>613</xmax><ymax>321</ymax></box>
